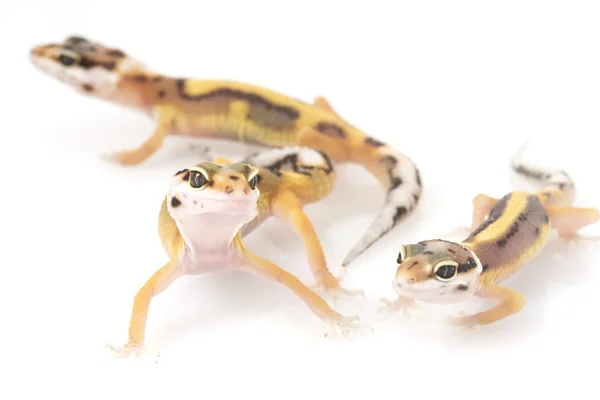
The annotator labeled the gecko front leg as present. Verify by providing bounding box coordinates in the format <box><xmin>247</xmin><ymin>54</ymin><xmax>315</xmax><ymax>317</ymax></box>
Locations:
<box><xmin>240</xmin><ymin>249</ymin><xmax>371</xmax><ymax>339</ymax></box>
<box><xmin>270</xmin><ymin>189</ymin><xmax>364</xmax><ymax>299</ymax></box>
<box><xmin>445</xmin><ymin>282</ymin><xmax>525</xmax><ymax>327</ymax></box>
<box><xmin>108</xmin><ymin>258</ymin><xmax>182</xmax><ymax>359</ymax></box>
<box><xmin>102</xmin><ymin>106</ymin><xmax>176</xmax><ymax>166</ymax></box>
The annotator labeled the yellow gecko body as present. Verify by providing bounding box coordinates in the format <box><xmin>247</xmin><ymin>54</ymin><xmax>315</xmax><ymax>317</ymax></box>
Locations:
<box><xmin>30</xmin><ymin>35</ymin><xmax>423</xmax><ymax>267</ymax></box>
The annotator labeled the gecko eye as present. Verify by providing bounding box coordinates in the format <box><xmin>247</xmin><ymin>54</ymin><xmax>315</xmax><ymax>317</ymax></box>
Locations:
<box><xmin>248</xmin><ymin>175</ymin><xmax>258</xmax><ymax>190</ymax></box>
<box><xmin>189</xmin><ymin>170</ymin><xmax>208</xmax><ymax>189</ymax></box>
<box><xmin>433</xmin><ymin>262</ymin><xmax>458</xmax><ymax>281</ymax></box>
<box><xmin>396</xmin><ymin>245</ymin><xmax>407</xmax><ymax>264</ymax></box>
<box><xmin>58</xmin><ymin>53</ymin><xmax>78</xmax><ymax>67</ymax></box>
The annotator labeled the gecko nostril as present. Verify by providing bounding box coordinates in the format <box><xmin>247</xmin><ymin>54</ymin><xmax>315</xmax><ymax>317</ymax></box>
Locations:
<box><xmin>224</xmin><ymin>185</ymin><xmax>233</xmax><ymax>194</ymax></box>
<box><xmin>407</xmin><ymin>277</ymin><xmax>415</xmax><ymax>284</ymax></box>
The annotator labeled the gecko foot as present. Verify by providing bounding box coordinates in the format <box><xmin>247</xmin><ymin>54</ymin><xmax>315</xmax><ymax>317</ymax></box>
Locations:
<box><xmin>105</xmin><ymin>342</ymin><xmax>160</xmax><ymax>364</ymax></box>
<box><xmin>323</xmin><ymin>314</ymin><xmax>373</xmax><ymax>340</ymax></box>
<box><xmin>311</xmin><ymin>277</ymin><xmax>365</xmax><ymax>302</ymax></box>
<box><xmin>443</xmin><ymin>311</ymin><xmax>482</xmax><ymax>331</ymax></box>
<box><xmin>377</xmin><ymin>296</ymin><xmax>420</xmax><ymax>318</ymax></box>
<box><xmin>99</xmin><ymin>150</ymin><xmax>144</xmax><ymax>166</ymax></box>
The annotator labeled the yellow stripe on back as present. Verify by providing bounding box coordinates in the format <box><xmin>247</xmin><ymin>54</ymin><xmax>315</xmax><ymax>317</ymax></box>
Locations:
<box><xmin>469</xmin><ymin>191</ymin><xmax>530</xmax><ymax>244</ymax></box>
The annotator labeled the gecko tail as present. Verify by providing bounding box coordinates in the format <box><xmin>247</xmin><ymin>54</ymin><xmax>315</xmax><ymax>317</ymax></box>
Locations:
<box><xmin>341</xmin><ymin>139</ymin><xmax>422</xmax><ymax>268</ymax></box>
<box><xmin>510</xmin><ymin>141</ymin><xmax>575</xmax><ymax>206</ymax></box>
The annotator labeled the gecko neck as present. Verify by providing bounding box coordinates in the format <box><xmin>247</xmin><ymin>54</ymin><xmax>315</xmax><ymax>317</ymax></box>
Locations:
<box><xmin>104</xmin><ymin>73</ymin><xmax>172</xmax><ymax>115</ymax></box>
<box><xmin>175</xmin><ymin>214</ymin><xmax>246</xmax><ymax>255</ymax></box>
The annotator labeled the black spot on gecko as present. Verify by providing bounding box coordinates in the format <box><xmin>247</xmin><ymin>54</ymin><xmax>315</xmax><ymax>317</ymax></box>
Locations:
<box><xmin>392</xmin><ymin>206</ymin><xmax>407</xmax><ymax>225</ymax></box>
<box><xmin>422</xmin><ymin>251</ymin><xmax>434</xmax><ymax>255</ymax></box>
<box><xmin>106</xmin><ymin>49</ymin><xmax>126</xmax><ymax>58</ymax></box>
<box><xmin>364</xmin><ymin>137</ymin><xmax>385</xmax><ymax>147</ymax></box>
<box><xmin>380</xmin><ymin>155</ymin><xmax>397</xmax><ymax>167</ymax></box>
<box><xmin>447</xmin><ymin>248</ymin><xmax>456</xmax><ymax>254</ymax></box>
<box><xmin>170</xmin><ymin>196</ymin><xmax>181</xmax><ymax>208</ymax></box>
<box><xmin>482</xmin><ymin>264</ymin><xmax>489</xmax><ymax>272</ymax></box>
<box><xmin>535</xmin><ymin>227</ymin><xmax>540</xmax><ymax>236</ymax></box>
<box><xmin>390</xmin><ymin>177</ymin><xmax>403</xmax><ymax>190</ymax></box>
<box><xmin>229</xmin><ymin>175</ymin><xmax>240</xmax><ymax>181</ymax></box>
<box><xmin>457</xmin><ymin>285</ymin><xmax>469</xmax><ymax>291</ymax></box>
<box><xmin>79</xmin><ymin>57</ymin><xmax>116</xmax><ymax>70</ymax></box>
<box><xmin>133</xmin><ymin>75</ymin><xmax>148</xmax><ymax>82</ymax></box>
<box><xmin>81</xmin><ymin>84</ymin><xmax>94</xmax><ymax>92</ymax></box>
<box><xmin>158</xmin><ymin>91</ymin><xmax>166</xmax><ymax>99</ymax></box>
<box><xmin>315</xmin><ymin>122</ymin><xmax>346</xmax><ymax>138</ymax></box>
<box><xmin>496</xmin><ymin>239</ymin><xmax>507</xmax><ymax>248</ymax></box>
<box><xmin>457</xmin><ymin>257</ymin><xmax>477</xmax><ymax>273</ymax></box>
<box><xmin>267</xmin><ymin>167</ymin><xmax>282</xmax><ymax>177</ymax></box>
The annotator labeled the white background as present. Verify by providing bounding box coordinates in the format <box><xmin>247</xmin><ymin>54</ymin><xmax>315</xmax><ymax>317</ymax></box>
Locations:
<box><xmin>2</xmin><ymin>1</ymin><xmax>600</xmax><ymax>398</ymax></box>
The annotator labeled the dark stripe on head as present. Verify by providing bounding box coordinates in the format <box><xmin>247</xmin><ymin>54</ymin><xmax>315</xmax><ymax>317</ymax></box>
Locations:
<box><xmin>457</xmin><ymin>285</ymin><xmax>469</xmax><ymax>291</ymax></box>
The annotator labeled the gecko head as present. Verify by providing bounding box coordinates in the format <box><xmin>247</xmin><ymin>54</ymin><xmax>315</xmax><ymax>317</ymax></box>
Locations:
<box><xmin>166</xmin><ymin>161</ymin><xmax>261</xmax><ymax>226</ymax></box>
<box><xmin>392</xmin><ymin>240</ymin><xmax>483</xmax><ymax>304</ymax></box>
<box><xmin>30</xmin><ymin>35</ymin><xmax>148</xmax><ymax>97</ymax></box>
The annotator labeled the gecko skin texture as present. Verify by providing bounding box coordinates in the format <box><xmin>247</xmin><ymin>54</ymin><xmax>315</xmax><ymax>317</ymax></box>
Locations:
<box><xmin>382</xmin><ymin>144</ymin><xmax>600</xmax><ymax>326</ymax></box>
<box><xmin>109</xmin><ymin>147</ymin><xmax>367</xmax><ymax>359</ymax></box>
<box><xmin>30</xmin><ymin>35</ymin><xmax>422</xmax><ymax>268</ymax></box>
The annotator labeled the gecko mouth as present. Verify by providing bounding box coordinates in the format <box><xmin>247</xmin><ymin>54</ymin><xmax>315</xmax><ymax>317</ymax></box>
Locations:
<box><xmin>171</xmin><ymin>193</ymin><xmax>258</xmax><ymax>217</ymax></box>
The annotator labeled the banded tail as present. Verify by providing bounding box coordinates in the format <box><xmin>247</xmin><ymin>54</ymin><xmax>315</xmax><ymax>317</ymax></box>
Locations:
<box><xmin>338</xmin><ymin>136</ymin><xmax>422</xmax><ymax>268</ymax></box>
<box><xmin>511</xmin><ymin>142</ymin><xmax>575</xmax><ymax>206</ymax></box>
